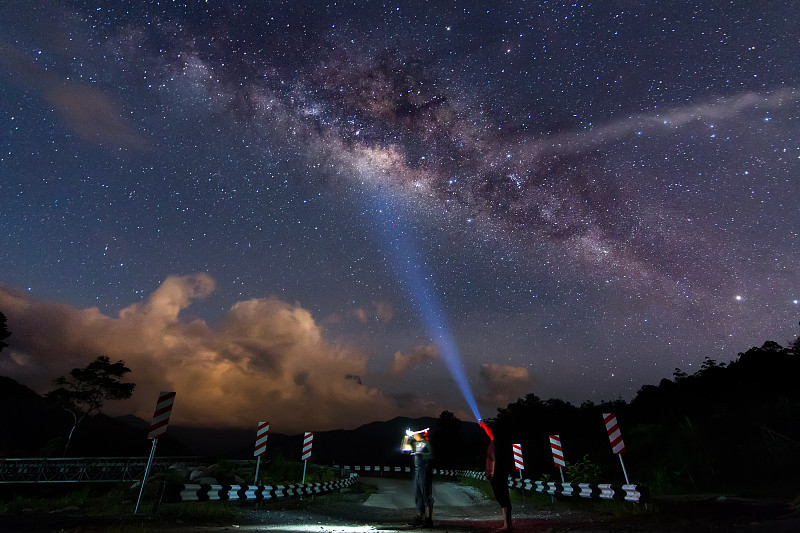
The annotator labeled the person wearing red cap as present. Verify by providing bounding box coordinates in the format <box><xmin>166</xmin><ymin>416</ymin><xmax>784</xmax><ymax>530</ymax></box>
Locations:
<box><xmin>481</xmin><ymin>420</ymin><xmax>513</xmax><ymax>532</ymax></box>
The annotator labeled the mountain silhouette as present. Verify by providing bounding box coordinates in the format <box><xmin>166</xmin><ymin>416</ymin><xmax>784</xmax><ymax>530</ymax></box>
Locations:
<box><xmin>0</xmin><ymin>376</ymin><xmax>481</xmax><ymax>465</ymax></box>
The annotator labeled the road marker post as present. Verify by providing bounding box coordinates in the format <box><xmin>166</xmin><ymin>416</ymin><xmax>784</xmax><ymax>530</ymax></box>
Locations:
<box><xmin>135</xmin><ymin>391</ymin><xmax>176</xmax><ymax>514</ymax></box>
<box><xmin>549</xmin><ymin>435</ymin><xmax>566</xmax><ymax>483</ymax></box>
<box><xmin>603</xmin><ymin>413</ymin><xmax>630</xmax><ymax>484</ymax></box>
<box><xmin>301</xmin><ymin>432</ymin><xmax>313</xmax><ymax>484</ymax></box>
<box><xmin>512</xmin><ymin>442</ymin><xmax>524</xmax><ymax>480</ymax></box>
<box><xmin>254</xmin><ymin>421</ymin><xmax>269</xmax><ymax>484</ymax></box>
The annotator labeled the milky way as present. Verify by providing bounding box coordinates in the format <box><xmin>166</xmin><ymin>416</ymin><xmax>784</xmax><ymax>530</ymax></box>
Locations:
<box><xmin>0</xmin><ymin>1</ymin><xmax>798</xmax><ymax>430</ymax></box>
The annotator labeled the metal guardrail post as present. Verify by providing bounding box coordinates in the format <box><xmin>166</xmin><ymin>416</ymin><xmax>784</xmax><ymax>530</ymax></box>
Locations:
<box><xmin>0</xmin><ymin>457</ymin><xmax>203</xmax><ymax>484</ymax></box>
<box><xmin>151</xmin><ymin>481</ymin><xmax>167</xmax><ymax>516</ymax></box>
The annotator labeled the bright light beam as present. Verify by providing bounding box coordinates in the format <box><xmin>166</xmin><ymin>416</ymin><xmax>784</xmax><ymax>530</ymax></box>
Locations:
<box><xmin>362</xmin><ymin>186</ymin><xmax>482</xmax><ymax>422</ymax></box>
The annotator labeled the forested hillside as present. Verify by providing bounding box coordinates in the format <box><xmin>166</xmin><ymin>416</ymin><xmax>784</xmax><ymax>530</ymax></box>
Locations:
<box><xmin>484</xmin><ymin>337</ymin><xmax>800</xmax><ymax>495</ymax></box>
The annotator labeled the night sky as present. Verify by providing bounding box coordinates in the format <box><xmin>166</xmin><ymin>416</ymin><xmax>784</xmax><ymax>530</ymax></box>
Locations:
<box><xmin>1</xmin><ymin>1</ymin><xmax>798</xmax><ymax>433</ymax></box>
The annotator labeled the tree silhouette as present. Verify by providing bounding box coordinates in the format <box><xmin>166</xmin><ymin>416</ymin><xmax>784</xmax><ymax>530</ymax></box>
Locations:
<box><xmin>477</xmin><ymin>323</ymin><xmax>800</xmax><ymax>493</ymax></box>
<box><xmin>47</xmin><ymin>355</ymin><xmax>135</xmax><ymax>455</ymax></box>
<box><xmin>790</xmin><ymin>326</ymin><xmax>800</xmax><ymax>355</ymax></box>
<box><xmin>0</xmin><ymin>311</ymin><xmax>10</xmax><ymax>353</ymax></box>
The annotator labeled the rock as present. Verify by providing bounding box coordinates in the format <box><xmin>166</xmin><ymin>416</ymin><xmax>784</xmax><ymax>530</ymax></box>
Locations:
<box><xmin>48</xmin><ymin>506</ymin><xmax>80</xmax><ymax>513</ymax></box>
<box><xmin>189</xmin><ymin>468</ymin><xmax>210</xmax><ymax>481</ymax></box>
<box><xmin>192</xmin><ymin>476</ymin><xmax>219</xmax><ymax>485</ymax></box>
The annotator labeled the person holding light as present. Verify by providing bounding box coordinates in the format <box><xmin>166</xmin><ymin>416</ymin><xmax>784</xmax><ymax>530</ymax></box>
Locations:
<box><xmin>402</xmin><ymin>428</ymin><xmax>434</xmax><ymax>527</ymax></box>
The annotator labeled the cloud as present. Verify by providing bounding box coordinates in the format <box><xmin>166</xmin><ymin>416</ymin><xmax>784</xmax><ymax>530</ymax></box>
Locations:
<box><xmin>44</xmin><ymin>82</ymin><xmax>150</xmax><ymax>151</ymax></box>
<box><xmin>0</xmin><ymin>276</ymin><xmax>432</xmax><ymax>433</ymax></box>
<box><xmin>353</xmin><ymin>301</ymin><xmax>395</xmax><ymax>325</ymax></box>
<box><xmin>479</xmin><ymin>363</ymin><xmax>532</xmax><ymax>407</ymax></box>
<box><xmin>354</xmin><ymin>308</ymin><xmax>368</xmax><ymax>324</ymax></box>
<box><xmin>525</xmin><ymin>88</ymin><xmax>796</xmax><ymax>159</ymax></box>
<box><xmin>0</xmin><ymin>39</ymin><xmax>149</xmax><ymax>151</ymax></box>
<box><xmin>374</xmin><ymin>301</ymin><xmax>395</xmax><ymax>324</ymax></box>
<box><xmin>388</xmin><ymin>344</ymin><xmax>439</xmax><ymax>379</ymax></box>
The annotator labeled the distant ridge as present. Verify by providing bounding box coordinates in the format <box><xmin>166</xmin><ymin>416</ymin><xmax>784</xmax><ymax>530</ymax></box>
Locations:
<box><xmin>0</xmin><ymin>375</ymin><xmax>482</xmax><ymax>465</ymax></box>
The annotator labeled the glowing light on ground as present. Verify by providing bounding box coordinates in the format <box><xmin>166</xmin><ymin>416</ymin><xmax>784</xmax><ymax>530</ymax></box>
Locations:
<box><xmin>260</xmin><ymin>525</ymin><xmax>387</xmax><ymax>533</ymax></box>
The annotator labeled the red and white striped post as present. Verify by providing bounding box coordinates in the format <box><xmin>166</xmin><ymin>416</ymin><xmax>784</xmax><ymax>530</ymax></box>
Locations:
<box><xmin>549</xmin><ymin>435</ymin><xmax>566</xmax><ymax>483</ymax></box>
<box><xmin>147</xmin><ymin>391</ymin><xmax>176</xmax><ymax>439</ymax></box>
<box><xmin>253</xmin><ymin>421</ymin><xmax>269</xmax><ymax>484</ymax></box>
<box><xmin>301</xmin><ymin>432</ymin><xmax>313</xmax><ymax>483</ymax></box>
<box><xmin>603</xmin><ymin>412</ymin><xmax>630</xmax><ymax>484</ymax></box>
<box><xmin>512</xmin><ymin>443</ymin><xmax>524</xmax><ymax>480</ymax></box>
<box><xmin>135</xmin><ymin>391</ymin><xmax>176</xmax><ymax>514</ymax></box>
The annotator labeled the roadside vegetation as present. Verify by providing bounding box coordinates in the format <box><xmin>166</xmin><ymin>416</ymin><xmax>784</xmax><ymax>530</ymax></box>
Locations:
<box><xmin>0</xmin><ymin>460</ymin><xmax>353</xmax><ymax>529</ymax></box>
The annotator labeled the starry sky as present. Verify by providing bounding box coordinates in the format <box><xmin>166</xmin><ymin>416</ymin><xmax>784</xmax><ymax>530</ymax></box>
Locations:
<box><xmin>1</xmin><ymin>1</ymin><xmax>798</xmax><ymax>434</ymax></box>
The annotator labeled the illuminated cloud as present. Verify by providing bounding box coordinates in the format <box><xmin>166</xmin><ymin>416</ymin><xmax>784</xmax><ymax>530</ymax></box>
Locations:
<box><xmin>388</xmin><ymin>344</ymin><xmax>439</xmax><ymax>379</ymax></box>
<box><xmin>0</xmin><ymin>276</ymin><xmax>431</xmax><ymax>433</ymax></box>
<box><xmin>374</xmin><ymin>301</ymin><xmax>395</xmax><ymax>324</ymax></box>
<box><xmin>479</xmin><ymin>363</ymin><xmax>532</xmax><ymax>407</ymax></box>
<box><xmin>353</xmin><ymin>301</ymin><xmax>395</xmax><ymax>325</ymax></box>
<box><xmin>354</xmin><ymin>308</ymin><xmax>368</xmax><ymax>324</ymax></box>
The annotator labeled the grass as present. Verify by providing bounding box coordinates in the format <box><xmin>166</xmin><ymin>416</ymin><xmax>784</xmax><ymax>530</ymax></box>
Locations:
<box><xmin>0</xmin><ymin>466</ymin><xmax>368</xmax><ymax>526</ymax></box>
<box><xmin>0</xmin><ymin>483</ymin><xmax>132</xmax><ymax>515</ymax></box>
<box><xmin>455</xmin><ymin>474</ymin><xmax>493</xmax><ymax>499</ymax></box>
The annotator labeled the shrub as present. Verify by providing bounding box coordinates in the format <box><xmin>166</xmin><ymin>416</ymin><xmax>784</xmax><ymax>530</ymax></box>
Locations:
<box><xmin>564</xmin><ymin>454</ymin><xmax>602</xmax><ymax>484</ymax></box>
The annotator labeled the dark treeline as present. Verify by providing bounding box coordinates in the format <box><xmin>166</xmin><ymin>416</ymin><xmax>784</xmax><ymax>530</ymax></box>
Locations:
<box><xmin>444</xmin><ymin>336</ymin><xmax>800</xmax><ymax>496</ymax></box>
